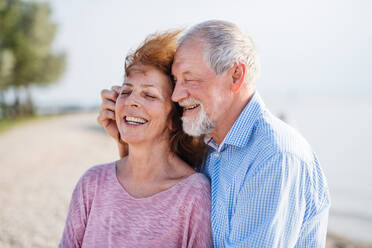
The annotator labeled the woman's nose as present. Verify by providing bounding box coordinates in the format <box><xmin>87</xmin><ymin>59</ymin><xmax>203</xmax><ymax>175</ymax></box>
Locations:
<box><xmin>125</xmin><ymin>93</ymin><xmax>140</xmax><ymax>108</ymax></box>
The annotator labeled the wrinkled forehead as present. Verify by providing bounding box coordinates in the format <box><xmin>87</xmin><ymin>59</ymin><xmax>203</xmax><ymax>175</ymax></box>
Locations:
<box><xmin>174</xmin><ymin>44</ymin><xmax>202</xmax><ymax>64</ymax></box>
<box><xmin>124</xmin><ymin>65</ymin><xmax>173</xmax><ymax>95</ymax></box>
<box><xmin>125</xmin><ymin>64</ymin><xmax>149</xmax><ymax>78</ymax></box>
<box><xmin>125</xmin><ymin>64</ymin><xmax>165</xmax><ymax>84</ymax></box>
<box><xmin>176</xmin><ymin>39</ymin><xmax>206</xmax><ymax>60</ymax></box>
<box><xmin>172</xmin><ymin>41</ymin><xmax>212</xmax><ymax>76</ymax></box>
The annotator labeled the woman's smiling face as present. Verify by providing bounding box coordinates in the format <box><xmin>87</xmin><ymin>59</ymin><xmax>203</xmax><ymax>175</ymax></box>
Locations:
<box><xmin>115</xmin><ymin>65</ymin><xmax>173</xmax><ymax>145</ymax></box>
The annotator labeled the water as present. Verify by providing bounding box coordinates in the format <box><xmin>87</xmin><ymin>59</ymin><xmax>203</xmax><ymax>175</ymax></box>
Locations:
<box><xmin>265</xmin><ymin>95</ymin><xmax>372</xmax><ymax>244</ymax></box>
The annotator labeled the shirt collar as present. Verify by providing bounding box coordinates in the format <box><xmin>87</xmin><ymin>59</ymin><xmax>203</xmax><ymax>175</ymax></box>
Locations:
<box><xmin>204</xmin><ymin>91</ymin><xmax>266</xmax><ymax>151</ymax></box>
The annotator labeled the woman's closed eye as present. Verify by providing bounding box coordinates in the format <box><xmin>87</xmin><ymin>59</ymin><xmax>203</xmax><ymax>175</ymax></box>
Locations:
<box><xmin>120</xmin><ymin>91</ymin><xmax>131</xmax><ymax>96</ymax></box>
<box><xmin>119</xmin><ymin>89</ymin><xmax>158</xmax><ymax>99</ymax></box>
<box><xmin>144</xmin><ymin>93</ymin><xmax>156</xmax><ymax>99</ymax></box>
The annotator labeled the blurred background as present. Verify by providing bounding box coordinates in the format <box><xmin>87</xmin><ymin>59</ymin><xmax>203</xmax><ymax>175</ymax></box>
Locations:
<box><xmin>0</xmin><ymin>0</ymin><xmax>371</xmax><ymax>247</ymax></box>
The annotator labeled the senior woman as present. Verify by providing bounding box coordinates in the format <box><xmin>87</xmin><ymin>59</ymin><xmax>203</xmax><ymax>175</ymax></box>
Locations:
<box><xmin>59</xmin><ymin>31</ymin><xmax>212</xmax><ymax>248</ymax></box>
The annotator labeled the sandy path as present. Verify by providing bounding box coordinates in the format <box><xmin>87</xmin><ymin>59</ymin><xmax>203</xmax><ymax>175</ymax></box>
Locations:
<box><xmin>0</xmin><ymin>112</ymin><xmax>118</xmax><ymax>248</ymax></box>
<box><xmin>0</xmin><ymin>112</ymin><xmax>370</xmax><ymax>247</ymax></box>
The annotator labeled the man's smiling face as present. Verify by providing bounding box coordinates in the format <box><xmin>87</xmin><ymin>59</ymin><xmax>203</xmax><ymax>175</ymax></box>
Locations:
<box><xmin>171</xmin><ymin>39</ymin><xmax>234</xmax><ymax>137</ymax></box>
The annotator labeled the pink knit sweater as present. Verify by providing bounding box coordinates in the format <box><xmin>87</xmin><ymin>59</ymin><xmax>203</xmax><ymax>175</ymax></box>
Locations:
<box><xmin>59</xmin><ymin>161</ymin><xmax>212</xmax><ymax>248</ymax></box>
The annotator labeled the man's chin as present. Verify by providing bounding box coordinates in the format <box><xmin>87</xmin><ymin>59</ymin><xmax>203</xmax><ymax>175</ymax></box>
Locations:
<box><xmin>181</xmin><ymin>109</ymin><xmax>216</xmax><ymax>137</ymax></box>
<box><xmin>180</xmin><ymin>117</ymin><xmax>199</xmax><ymax>136</ymax></box>
<box><xmin>182</xmin><ymin>118</ymin><xmax>213</xmax><ymax>137</ymax></box>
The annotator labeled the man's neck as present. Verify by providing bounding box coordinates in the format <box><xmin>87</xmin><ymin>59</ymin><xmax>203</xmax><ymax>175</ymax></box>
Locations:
<box><xmin>211</xmin><ymin>91</ymin><xmax>255</xmax><ymax>145</ymax></box>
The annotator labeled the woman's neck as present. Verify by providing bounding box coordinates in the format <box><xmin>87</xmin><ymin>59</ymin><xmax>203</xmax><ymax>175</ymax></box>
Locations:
<box><xmin>118</xmin><ymin>139</ymin><xmax>173</xmax><ymax>182</ymax></box>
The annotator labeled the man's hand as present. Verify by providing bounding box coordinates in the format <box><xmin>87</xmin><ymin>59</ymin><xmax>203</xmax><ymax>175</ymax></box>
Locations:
<box><xmin>97</xmin><ymin>85</ymin><xmax>121</xmax><ymax>140</ymax></box>
<box><xmin>97</xmin><ymin>85</ymin><xmax>129</xmax><ymax>158</ymax></box>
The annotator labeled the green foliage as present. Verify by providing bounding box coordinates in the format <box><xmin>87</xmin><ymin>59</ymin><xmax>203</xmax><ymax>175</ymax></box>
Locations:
<box><xmin>0</xmin><ymin>0</ymin><xmax>66</xmax><ymax>117</ymax></box>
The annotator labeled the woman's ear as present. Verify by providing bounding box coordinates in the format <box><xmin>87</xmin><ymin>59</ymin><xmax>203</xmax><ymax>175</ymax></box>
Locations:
<box><xmin>231</xmin><ymin>63</ymin><xmax>246</xmax><ymax>93</ymax></box>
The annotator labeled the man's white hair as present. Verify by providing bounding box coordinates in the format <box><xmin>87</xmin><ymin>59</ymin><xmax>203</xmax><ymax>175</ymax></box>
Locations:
<box><xmin>178</xmin><ymin>20</ymin><xmax>260</xmax><ymax>84</ymax></box>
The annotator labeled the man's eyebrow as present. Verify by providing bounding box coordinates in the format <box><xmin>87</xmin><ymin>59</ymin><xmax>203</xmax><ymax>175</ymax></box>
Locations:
<box><xmin>184</xmin><ymin>71</ymin><xmax>201</xmax><ymax>78</ymax></box>
<box><xmin>172</xmin><ymin>71</ymin><xmax>195</xmax><ymax>77</ymax></box>
<box><xmin>173</xmin><ymin>71</ymin><xmax>194</xmax><ymax>76</ymax></box>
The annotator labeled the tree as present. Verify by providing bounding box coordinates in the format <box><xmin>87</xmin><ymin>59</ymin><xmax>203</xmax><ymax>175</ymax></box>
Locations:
<box><xmin>0</xmin><ymin>0</ymin><xmax>66</xmax><ymax>117</ymax></box>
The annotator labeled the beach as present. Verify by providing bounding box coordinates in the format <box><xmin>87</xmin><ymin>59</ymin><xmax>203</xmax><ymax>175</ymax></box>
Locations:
<box><xmin>0</xmin><ymin>111</ymin><xmax>371</xmax><ymax>247</ymax></box>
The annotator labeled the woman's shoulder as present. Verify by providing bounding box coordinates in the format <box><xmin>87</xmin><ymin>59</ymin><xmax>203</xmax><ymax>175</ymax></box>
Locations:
<box><xmin>171</xmin><ymin>156</ymin><xmax>210</xmax><ymax>191</ymax></box>
<box><xmin>78</xmin><ymin>160</ymin><xmax>116</xmax><ymax>185</ymax></box>
<box><xmin>179</xmin><ymin>173</ymin><xmax>211</xmax><ymax>198</ymax></box>
<box><xmin>178</xmin><ymin>173</ymin><xmax>211</xmax><ymax>213</ymax></box>
<box><xmin>186</xmin><ymin>173</ymin><xmax>210</xmax><ymax>188</ymax></box>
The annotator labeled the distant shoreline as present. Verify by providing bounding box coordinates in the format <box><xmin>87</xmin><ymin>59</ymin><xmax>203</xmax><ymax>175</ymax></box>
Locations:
<box><xmin>327</xmin><ymin>232</ymin><xmax>372</xmax><ymax>248</ymax></box>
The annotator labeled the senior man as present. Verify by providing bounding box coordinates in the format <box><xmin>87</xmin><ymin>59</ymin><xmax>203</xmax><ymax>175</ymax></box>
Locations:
<box><xmin>98</xmin><ymin>20</ymin><xmax>330</xmax><ymax>247</ymax></box>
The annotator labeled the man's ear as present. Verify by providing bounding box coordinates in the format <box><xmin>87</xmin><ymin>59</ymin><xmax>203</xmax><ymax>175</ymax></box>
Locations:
<box><xmin>231</xmin><ymin>63</ymin><xmax>246</xmax><ymax>93</ymax></box>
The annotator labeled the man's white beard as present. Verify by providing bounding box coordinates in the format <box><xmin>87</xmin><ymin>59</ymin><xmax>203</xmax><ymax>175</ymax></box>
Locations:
<box><xmin>180</xmin><ymin>98</ymin><xmax>216</xmax><ymax>137</ymax></box>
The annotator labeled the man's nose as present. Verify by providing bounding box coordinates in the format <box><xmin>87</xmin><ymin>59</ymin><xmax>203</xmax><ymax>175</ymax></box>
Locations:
<box><xmin>171</xmin><ymin>81</ymin><xmax>188</xmax><ymax>103</ymax></box>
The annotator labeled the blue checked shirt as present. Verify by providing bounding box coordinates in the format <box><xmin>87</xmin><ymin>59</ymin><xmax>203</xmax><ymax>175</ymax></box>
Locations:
<box><xmin>202</xmin><ymin>92</ymin><xmax>330</xmax><ymax>247</ymax></box>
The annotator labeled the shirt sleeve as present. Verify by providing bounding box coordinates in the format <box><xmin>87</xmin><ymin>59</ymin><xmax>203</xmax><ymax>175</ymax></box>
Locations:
<box><xmin>59</xmin><ymin>175</ymin><xmax>91</xmax><ymax>248</ymax></box>
<box><xmin>187</xmin><ymin>179</ymin><xmax>213</xmax><ymax>248</ymax></box>
<box><xmin>227</xmin><ymin>152</ymin><xmax>330</xmax><ymax>248</ymax></box>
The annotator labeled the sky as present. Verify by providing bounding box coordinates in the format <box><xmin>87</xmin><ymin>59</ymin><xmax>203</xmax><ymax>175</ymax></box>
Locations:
<box><xmin>25</xmin><ymin>0</ymin><xmax>372</xmax><ymax>108</ymax></box>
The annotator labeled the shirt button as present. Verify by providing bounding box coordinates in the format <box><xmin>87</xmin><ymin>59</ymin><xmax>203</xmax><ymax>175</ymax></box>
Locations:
<box><xmin>214</xmin><ymin>153</ymin><xmax>220</xmax><ymax>157</ymax></box>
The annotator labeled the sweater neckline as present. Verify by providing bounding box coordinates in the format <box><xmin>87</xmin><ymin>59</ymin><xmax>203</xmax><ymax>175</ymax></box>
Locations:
<box><xmin>111</xmin><ymin>160</ymin><xmax>198</xmax><ymax>202</ymax></box>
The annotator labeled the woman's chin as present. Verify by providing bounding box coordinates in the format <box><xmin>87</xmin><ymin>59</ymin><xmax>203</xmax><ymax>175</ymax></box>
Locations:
<box><xmin>121</xmin><ymin>134</ymin><xmax>155</xmax><ymax>145</ymax></box>
<box><xmin>122</xmin><ymin>137</ymin><xmax>144</xmax><ymax>145</ymax></box>
<box><xmin>121</xmin><ymin>134</ymin><xmax>168</xmax><ymax>147</ymax></box>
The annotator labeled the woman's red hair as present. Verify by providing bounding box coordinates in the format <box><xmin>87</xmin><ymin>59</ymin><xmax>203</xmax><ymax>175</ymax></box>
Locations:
<box><xmin>124</xmin><ymin>30</ymin><xmax>207</xmax><ymax>169</ymax></box>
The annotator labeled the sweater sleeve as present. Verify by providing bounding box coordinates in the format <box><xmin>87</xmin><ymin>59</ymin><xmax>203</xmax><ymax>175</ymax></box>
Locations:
<box><xmin>187</xmin><ymin>177</ymin><xmax>213</xmax><ymax>248</ymax></box>
<box><xmin>59</xmin><ymin>173</ymin><xmax>93</xmax><ymax>248</ymax></box>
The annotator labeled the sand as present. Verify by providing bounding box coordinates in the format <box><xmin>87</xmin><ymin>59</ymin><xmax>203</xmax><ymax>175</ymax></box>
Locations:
<box><xmin>0</xmin><ymin>112</ymin><xmax>370</xmax><ymax>247</ymax></box>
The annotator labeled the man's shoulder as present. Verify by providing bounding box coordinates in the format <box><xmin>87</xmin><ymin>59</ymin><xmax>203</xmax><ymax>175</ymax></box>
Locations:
<box><xmin>230</xmin><ymin>109</ymin><xmax>320</xmax><ymax>184</ymax></box>
<box><xmin>250</xmin><ymin>110</ymin><xmax>315</xmax><ymax>164</ymax></box>
<box><xmin>242</xmin><ymin>111</ymin><xmax>329</xmax><ymax>199</ymax></box>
